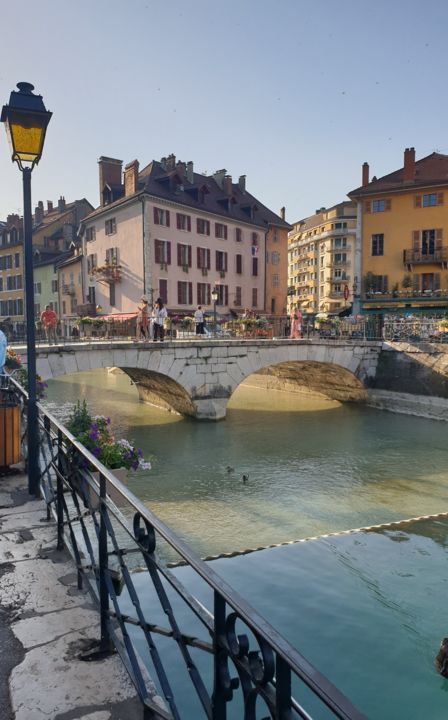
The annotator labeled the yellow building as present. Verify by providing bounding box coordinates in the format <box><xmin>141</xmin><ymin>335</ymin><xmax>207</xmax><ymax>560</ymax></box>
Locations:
<box><xmin>349</xmin><ymin>148</ymin><xmax>448</xmax><ymax>315</ymax></box>
<box><xmin>288</xmin><ymin>202</ymin><xmax>357</xmax><ymax>317</ymax></box>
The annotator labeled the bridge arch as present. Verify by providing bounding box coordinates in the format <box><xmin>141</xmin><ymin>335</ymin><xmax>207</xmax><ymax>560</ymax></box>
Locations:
<box><xmin>31</xmin><ymin>340</ymin><xmax>381</xmax><ymax>420</ymax></box>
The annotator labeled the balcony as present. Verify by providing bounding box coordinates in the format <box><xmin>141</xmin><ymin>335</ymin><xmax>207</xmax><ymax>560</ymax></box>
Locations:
<box><xmin>326</xmin><ymin>259</ymin><xmax>350</xmax><ymax>268</ymax></box>
<box><xmin>403</xmin><ymin>247</ymin><xmax>448</xmax><ymax>266</ymax></box>
<box><xmin>62</xmin><ymin>283</ymin><xmax>76</xmax><ymax>296</ymax></box>
<box><xmin>93</xmin><ymin>261</ymin><xmax>122</xmax><ymax>284</ymax></box>
<box><xmin>363</xmin><ymin>289</ymin><xmax>448</xmax><ymax>304</ymax></box>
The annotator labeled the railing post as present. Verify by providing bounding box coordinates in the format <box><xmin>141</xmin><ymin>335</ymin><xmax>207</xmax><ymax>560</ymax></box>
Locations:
<box><xmin>212</xmin><ymin>591</ymin><xmax>227</xmax><ymax>720</ymax></box>
<box><xmin>98</xmin><ymin>471</ymin><xmax>112</xmax><ymax>652</ymax></box>
<box><xmin>56</xmin><ymin>428</ymin><xmax>64</xmax><ymax>551</ymax></box>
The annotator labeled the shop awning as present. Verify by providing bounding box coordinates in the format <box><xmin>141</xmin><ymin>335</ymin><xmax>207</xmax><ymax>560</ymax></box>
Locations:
<box><xmin>103</xmin><ymin>312</ymin><xmax>138</xmax><ymax>321</ymax></box>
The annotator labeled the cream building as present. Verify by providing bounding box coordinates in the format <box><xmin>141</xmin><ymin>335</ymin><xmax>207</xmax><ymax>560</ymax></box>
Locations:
<box><xmin>288</xmin><ymin>202</ymin><xmax>357</xmax><ymax>316</ymax></box>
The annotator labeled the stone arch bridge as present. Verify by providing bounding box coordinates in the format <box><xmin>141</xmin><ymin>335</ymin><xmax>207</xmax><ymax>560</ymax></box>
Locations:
<box><xmin>26</xmin><ymin>339</ymin><xmax>383</xmax><ymax>420</ymax></box>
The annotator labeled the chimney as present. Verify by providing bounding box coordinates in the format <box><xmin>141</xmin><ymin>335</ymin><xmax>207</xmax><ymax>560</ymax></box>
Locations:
<box><xmin>38</xmin><ymin>200</ymin><xmax>44</xmax><ymax>211</ymax></box>
<box><xmin>98</xmin><ymin>156</ymin><xmax>123</xmax><ymax>206</ymax></box>
<box><xmin>124</xmin><ymin>159</ymin><xmax>140</xmax><ymax>196</ymax></box>
<box><xmin>176</xmin><ymin>160</ymin><xmax>186</xmax><ymax>179</ymax></box>
<box><xmin>223</xmin><ymin>174</ymin><xmax>233</xmax><ymax>196</ymax></box>
<box><xmin>213</xmin><ymin>169</ymin><xmax>227</xmax><ymax>189</ymax></box>
<box><xmin>362</xmin><ymin>162</ymin><xmax>369</xmax><ymax>186</ymax></box>
<box><xmin>34</xmin><ymin>204</ymin><xmax>43</xmax><ymax>225</ymax></box>
<box><xmin>238</xmin><ymin>175</ymin><xmax>246</xmax><ymax>193</ymax></box>
<box><xmin>165</xmin><ymin>153</ymin><xmax>176</xmax><ymax>171</ymax></box>
<box><xmin>7</xmin><ymin>213</ymin><xmax>20</xmax><ymax>227</ymax></box>
<box><xmin>403</xmin><ymin>147</ymin><xmax>415</xmax><ymax>182</ymax></box>
<box><xmin>58</xmin><ymin>196</ymin><xmax>66</xmax><ymax>213</ymax></box>
<box><xmin>47</xmin><ymin>200</ymin><xmax>53</xmax><ymax>213</ymax></box>
<box><xmin>186</xmin><ymin>161</ymin><xmax>194</xmax><ymax>184</ymax></box>
<box><xmin>280</xmin><ymin>206</ymin><xmax>286</xmax><ymax>221</ymax></box>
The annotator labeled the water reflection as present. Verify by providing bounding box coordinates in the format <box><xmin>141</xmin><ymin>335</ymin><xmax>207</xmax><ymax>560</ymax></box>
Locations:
<box><xmin>46</xmin><ymin>369</ymin><xmax>448</xmax><ymax>557</ymax></box>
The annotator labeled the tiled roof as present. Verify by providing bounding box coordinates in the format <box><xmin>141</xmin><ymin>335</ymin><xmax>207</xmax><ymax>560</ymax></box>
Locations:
<box><xmin>84</xmin><ymin>159</ymin><xmax>290</xmax><ymax>230</ymax></box>
<box><xmin>33</xmin><ymin>250</ymin><xmax>68</xmax><ymax>267</ymax></box>
<box><xmin>290</xmin><ymin>201</ymin><xmax>355</xmax><ymax>234</ymax></box>
<box><xmin>349</xmin><ymin>152</ymin><xmax>448</xmax><ymax>197</ymax></box>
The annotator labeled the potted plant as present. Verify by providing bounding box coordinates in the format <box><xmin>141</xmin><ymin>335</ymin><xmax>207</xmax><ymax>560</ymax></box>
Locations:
<box><xmin>402</xmin><ymin>274</ymin><xmax>412</xmax><ymax>295</ymax></box>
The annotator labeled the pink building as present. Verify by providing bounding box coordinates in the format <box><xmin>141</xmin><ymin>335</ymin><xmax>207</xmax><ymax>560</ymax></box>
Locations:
<box><xmin>80</xmin><ymin>154</ymin><xmax>289</xmax><ymax>316</ymax></box>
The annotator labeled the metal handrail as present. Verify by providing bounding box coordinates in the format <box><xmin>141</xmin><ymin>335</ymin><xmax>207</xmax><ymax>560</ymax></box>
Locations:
<box><xmin>10</xmin><ymin>375</ymin><xmax>367</xmax><ymax>719</ymax></box>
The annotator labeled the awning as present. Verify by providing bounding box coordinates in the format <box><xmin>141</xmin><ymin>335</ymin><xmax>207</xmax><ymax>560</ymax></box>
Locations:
<box><xmin>103</xmin><ymin>312</ymin><xmax>138</xmax><ymax>321</ymax></box>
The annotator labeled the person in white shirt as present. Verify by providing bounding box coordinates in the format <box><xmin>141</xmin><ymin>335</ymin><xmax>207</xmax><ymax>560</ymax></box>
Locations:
<box><xmin>194</xmin><ymin>305</ymin><xmax>205</xmax><ymax>335</ymax></box>
<box><xmin>153</xmin><ymin>298</ymin><xmax>168</xmax><ymax>342</ymax></box>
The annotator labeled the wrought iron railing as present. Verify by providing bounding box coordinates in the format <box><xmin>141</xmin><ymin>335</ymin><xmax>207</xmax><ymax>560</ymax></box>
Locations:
<box><xmin>8</xmin><ymin>374</ymin><xmax>367</xmax><ymax>719</ymax></box>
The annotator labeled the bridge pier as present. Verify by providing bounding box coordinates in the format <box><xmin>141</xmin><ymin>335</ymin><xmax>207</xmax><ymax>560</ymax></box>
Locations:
<box><xmin>192</xmin><ymin>397</ymin><xmax>228</xmax><ymax>421</ymax></box>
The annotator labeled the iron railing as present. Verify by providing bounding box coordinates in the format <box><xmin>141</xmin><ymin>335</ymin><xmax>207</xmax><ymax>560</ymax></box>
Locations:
<box><xmin>7</xmin><ymin>374</ymin><xmax>367</xmax><ymax>719</ymax></box>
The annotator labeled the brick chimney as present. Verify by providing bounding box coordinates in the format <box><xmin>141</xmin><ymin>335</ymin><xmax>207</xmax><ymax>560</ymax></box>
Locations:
<box><xmin>47</xmin><ymin>200</ymin><xmax>53</xmax><ymax>213</ymax></box>
<box><xmin>238</xmin><ymin>175</ymin><xmax>246</xmax><ymax>193</ymax></box>
<box><xmin>280</xmin><ymin>206</ymin><xmax>286</xmax><ymax>221</ymax></box>
<box><xmin>223</xmin><ymin>174</ymin><xmax>233</xmax><ymax>196</ymax></box>
<box><xmin>186</xmin><ymin>161</ymin><xmax>194</xmax><ymax>184</ymax></box>
<box><xmin>98</xmin><ymin>156</ymin><xmax>123</xmax><ymax>206</ymax></box>
<box><xmin>213</xmin><ymin>169</ymin><xmax>227</xmax><ymax>189</ymax></box>
<box><xmin>124</xmin><ymin>159</ymin><xmax>139</xmax><ymax>196</ymax></box>
<box><xmin>403</xmin><ymin>147</ymin><xmax>415</xmax><ymax>182</ymax></box>
<box><xmin>58</xmin><ymin>196</ymin><xmax>66</xmax><ymax>213</ymax></box>
<box><xmin>362</xmin><ymin>162</ymin><xmax>369</xmax><ymax>186</ymax></box>
<box><xmin>6</xmin><ymin>213</ymin><xmax>20</xmax><ymax>228</ymax></box>
<box><xmin>165</xmin><ymin>154</ymin><xmax>176</xmax><ymax>171</ymax></box>
<box><xmin>34</xmin><ymin>204</ymin><xmax>43</xmax><ymax>224</ymax></box>
<box><xmin>176</xmin><ymin>160</ymin><xmax>186</xmax><ymax>180</ymax></box>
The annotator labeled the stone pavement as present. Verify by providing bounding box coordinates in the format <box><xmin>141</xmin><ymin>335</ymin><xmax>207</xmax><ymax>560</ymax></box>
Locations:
<box><xmin>0</xmin><ymin>468</ymin><xmax>146</xmax><ymax>720</ymax></box>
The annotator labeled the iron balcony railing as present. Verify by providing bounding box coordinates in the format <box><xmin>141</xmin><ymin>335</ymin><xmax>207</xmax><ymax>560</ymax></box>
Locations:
<box><xmin>7</xmin><ymin>375</ymin><xmax>367</xmax><ymax>720</ymax></box>
<box><xmin>403</xmin><ymin>247</ymin><xmax>448</xmax><ymax>265</ymax></box>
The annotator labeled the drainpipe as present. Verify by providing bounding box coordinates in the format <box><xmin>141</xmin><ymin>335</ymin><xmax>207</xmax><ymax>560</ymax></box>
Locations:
<box><xmin>141</xmin><ymin>196</ymin><xmax>152</xmax><ymax>303</ymax></box>
<box><xmin>352</xmin><ymin>200</ymin><xmax>362</xmax><ymax>316</ymax></box>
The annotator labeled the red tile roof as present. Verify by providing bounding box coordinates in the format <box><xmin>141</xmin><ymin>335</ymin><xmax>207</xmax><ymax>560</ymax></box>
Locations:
<box><xmin>349</xmin><ymin>152</ymin><xmax>448</xmax><ymax>197</ymax></box>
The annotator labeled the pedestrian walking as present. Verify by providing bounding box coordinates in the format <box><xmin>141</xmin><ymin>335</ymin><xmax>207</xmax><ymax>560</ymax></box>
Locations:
<box><xmin>136</xmin><ymin>296</ymin><xmax>150</xmax><ymax>341</ymax></box>
<box><xmin>194</xmin><ymin>305</ymin><xmax>205</xmax><ymax>335</ymax></box>
<box><xmin>40</xmin><ymin>305</ymin><xmax>58</xmax><ymax>344</ymax></box>
<box><xmin>290</xmin><ymin>307</ymin><xmax>302</xmax><ymax>339</ymax></box>
<box><xmin>153</xmin><ymin>298</ymin><xmax>168</xmax><ymax>342</ymax></box>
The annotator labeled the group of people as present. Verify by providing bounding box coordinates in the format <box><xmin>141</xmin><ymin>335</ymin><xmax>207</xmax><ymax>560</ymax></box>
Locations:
<box><xmin>136</xmin><ymin>297</ymin><xmax>168</xmax><ymax>342</ymax></box>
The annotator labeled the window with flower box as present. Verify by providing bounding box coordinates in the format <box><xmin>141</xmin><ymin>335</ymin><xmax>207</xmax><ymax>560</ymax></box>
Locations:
<box><xmin>177</xmin><ymin>243</ymin><xmax>192</xmax><ymax>268</ymax></box>
<box><xmin>216</xmin><ymin>250</ymin><xmax>228</xmax><ymax>272</ymax></box>
<box><xmin>154</xmin><ymin>239</ymin><xmax>171</xmax><ymax>265</ymax></box>
<box><xmin>197</xmin><ymin>247</ymin><xmax>211</xmax><ymax>271</ymax></box>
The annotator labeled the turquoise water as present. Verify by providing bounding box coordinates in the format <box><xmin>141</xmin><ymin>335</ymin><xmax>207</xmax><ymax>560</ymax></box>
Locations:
<box><xmin>45</xmin><ymin>370</ymin><xmax>448</xmax><ymax>718</ymax></box>
<box><xmin>46</xmin><ymin>369</ymin><xmax>448</xmax><ymax>557</ymax></box>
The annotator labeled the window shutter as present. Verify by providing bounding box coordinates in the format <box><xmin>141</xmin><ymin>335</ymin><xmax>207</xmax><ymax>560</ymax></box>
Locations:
<box><xmin>434</xmin><ymin>273</ymin><xmax>441</xmax><ymax>290</ymax></box>
<box><xmin>224</xmin><ymin>252</ymin><xmax>228</xmax><ymax>271</ymax></box>
<box><xmin>153</xmin><ymin>206</ymin><xmax>158</xmax><ymax>223</ymax></box>
<box><xmin>167</xmin><ymin>242</ymin><xmax>171</xmax><ymax>265</ymax></box>
<box><xmin>382</xmin><ymin>275</ymin><xmax>388</xmax><ymax>293</ymax></box>
<box><xmin>215</xmin><ymin>250</ymin><xmax>219</xmax><ymax>270</ymax></box>
<box><xmin>196</xmin><ymin>219</ymin><xmax>200</xmax><ymax>233</ymax></box>
<box><xmin>177</xmin><ymin>243</ymin><xmax>182</xmax><ymax>266</ymax></box>
<box><xmin>176</xmin><ymin>213</ymin><xmax>181</xmax><ymax>230</ymax></box>
<box><xmin>207</xmin><ymin>249</ymin><xmax>211</xmax><ymax>269</ymax></box>
<box><xmin>196</xmin><ymin>282</ymin><xmax>201</xmax><ymax>304</ymax></box>
<box><xmin>197</xmin><ymin>247</ymin><xmax>201</xmax><ymax>268</ymax></box>
<box><xmin>188</xmin><ymin>245</ymin><xmax>192</xmax><ymax>267</ymax></box>
<box><xmin>206</xmin><ymin>220</ymin><xmax>210</xmax><ymax>236</ymax></box>
<box><xmin>437</xmin><ymin>193</ymin><xmax>444</xmax><ymax>206</ymax></box>
<box><xmin>412</xmin><ymin>273</ymin><xmax>420</xmax><ymax>292</ymax></box>
<box><xmin>177</xmin><ymin>282</ymin><xmax>182</xmax><ymax>304</ymax></box>
<box><xmin>414</xmin><ymin>195</ymin><xmax>422</xmax><ymax>208</ymax></box>
<box><xmin>207</xmin><ymin>284</ymin><xmax>211</xmax><ymax>305</ymax></box>
<box><xmin>224</xmin><ymin>286</ymin><xmax>228</xmax><ymax>306</ymax></box>
<box><xmin>187</xmin><ymin>216</ymin><xmax>191</xmax><ymax>232</ymax></box>
<box><xmin>188</xmin><ymin>282</ymin><xmax>193</xmax><ymax>305</ymax></box>
<box><xmin>224</xmin><ymin>225</ymin><xmax>228</xmax><ymax>240</ymax></box>
<box><xmin>436</xmin><ymin>229</ymin><xmax>443</xmax><ymax>249</ymax></box>
<box><xmin>385</xmin><ymin>199</ymin><xmax>391</xmax><ymax>211</ymax></box>
<box><xmin>412</xmin><ymin>231</ymin><xmax>420</xmax><ymax>251</ymax></box>
<box><xmin>166</xmin><ymin>210</ymin><xmax>170</xmax><ymax>227</ymax></box>
<box><xmin>236</xmin><ymin>254</ymin><xmax>242</xmax><ymax>274</ymax></box>
<box><xmin>155</xmin><ymin>239</ymin><xmax>161</xmax><ymax>264</ymax></box>
<box><xmin>159</xmin><ymin>279</ymin><xmax>168</xmax><ymax>304</ymax></box>
<box><xmin>364</xmin><ymin>201</ymin><xmax>371</xmax><ymax>213</ymax></box>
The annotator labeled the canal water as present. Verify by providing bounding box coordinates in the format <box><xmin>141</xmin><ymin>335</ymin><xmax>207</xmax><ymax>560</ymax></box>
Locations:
<box><xmin>45</xmin><ymin>369</ymin><xmax>448</xmax><ymax>719</ymax></box>
<box><xmin>45</xmin><ymin>369</ymin><xmax>448</xmax><ymax>557</ymax></box>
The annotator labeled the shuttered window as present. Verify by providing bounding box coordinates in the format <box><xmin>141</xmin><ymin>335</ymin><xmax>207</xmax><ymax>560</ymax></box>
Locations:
<box><xmin>177</xmin><ymin>281</ymin><xmax>193</xmax><ymax>305</ymax></box>
<box><xmin>154</xmin><ymin>239</ymin><xmax>171</xmax><ymax>264</ymax></box>
<box><xmin>236</xmin><ymin>254</ymin><xmax>243</xmax><ymax>274</ymax></box>
<box><xmin>153</xmin><ymin>207</ymin><xmax>170</xmax><ymax>226</ymax></box>
<box><xmin>159</xmin><ymin>279</ymin><xmax>168</xmax><ymax>304</ymax></box>
<box><xmin>177</xmin><ymin>243</ymin><xmax>192</xmax><ymax>267</ymax></box>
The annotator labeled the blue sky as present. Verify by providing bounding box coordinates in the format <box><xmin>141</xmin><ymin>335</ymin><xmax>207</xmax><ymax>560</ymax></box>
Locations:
<box><xmin>1</xmin><ymin>0</ymin><xmax>447</xmax><ymax>223</ymax></box>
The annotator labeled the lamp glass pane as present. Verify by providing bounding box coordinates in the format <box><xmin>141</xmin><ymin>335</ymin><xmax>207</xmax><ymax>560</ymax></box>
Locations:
<box><xmin>7</xmin><ymin>120</ymin><xmax>44</xmax><ymax>162</ymax></box>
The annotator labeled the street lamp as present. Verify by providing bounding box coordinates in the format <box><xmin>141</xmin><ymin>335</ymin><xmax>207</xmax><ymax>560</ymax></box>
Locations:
<box><xmin>211</xmin><ymin>287</ymin><xmax>218</xmax><ymax>338</ymax></box>
<box><xmin>1</xmin><ymin>82</ymin><xmax>52</xmax><ymax>495</ymax></box>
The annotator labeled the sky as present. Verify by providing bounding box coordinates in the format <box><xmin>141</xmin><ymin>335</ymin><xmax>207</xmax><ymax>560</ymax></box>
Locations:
<box><xmin>1</xmin><ymin>0</ymin><xmax>448</xmax><ymax>224</ymax></box>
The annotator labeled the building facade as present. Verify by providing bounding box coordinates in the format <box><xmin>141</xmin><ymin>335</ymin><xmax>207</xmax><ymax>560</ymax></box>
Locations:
<box><xmin>288</xmin><ymin>202</ymin><xmax>357</xmax><ymax>316</ymax></box>
<box><xmin>80</xmin><ymin>155</ymin><xmax>289</xmax><ymax>317</ymax></box>
<box><xmin>266</xmin><ymin>209</ymin><xmax>290</xmax><ymax>315</ymax></box>
<box><xmin>349</xmin><ymin>148</ymin><xmax>448</xmax><ymax>316</ymax></box>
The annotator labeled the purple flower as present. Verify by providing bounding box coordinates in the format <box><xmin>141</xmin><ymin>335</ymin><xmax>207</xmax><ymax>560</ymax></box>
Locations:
<box><xmin>89</xmin><ymin>429</ymin><xmax>99</xmax><ymax>441</ymax></box>
<box><xmin>92</xmin><ymin>446</ymin><xmax>101</xmax><ymax>457</ymax></box>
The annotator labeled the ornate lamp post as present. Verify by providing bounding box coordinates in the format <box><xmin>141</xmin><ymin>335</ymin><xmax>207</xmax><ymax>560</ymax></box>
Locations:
<box><xmin>211</xmin><ymin>287</ymin><xmax>218</xmax><ymax>338</ymax></box>
<box><xmin>1</xmin><ymin>82</ymin><xmax>52</xmax><ymax>495</ymax></box>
